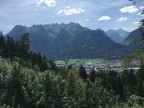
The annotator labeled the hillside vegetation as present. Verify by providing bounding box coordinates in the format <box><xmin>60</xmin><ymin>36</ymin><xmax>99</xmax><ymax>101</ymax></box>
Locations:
<box><xmin>0</xmin><ymin>33</ymin><xmax>144</xmax><ymax>108</ymax></box>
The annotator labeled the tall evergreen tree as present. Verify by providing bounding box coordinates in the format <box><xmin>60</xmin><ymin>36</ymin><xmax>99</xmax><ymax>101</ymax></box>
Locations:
<box><xmin>116</xmin><ymin>77</ymin><xmax>124</xmax><ymax>100</ymax></box>
<box><xmin>128</xmin><ymin>69</ymin><xmax>137</xmax><ymax>94</ymax></box>
<box><xmin>49</xmin><ymin>60</ymin><xmax>57</xmax><ymax>70</ymax></box>
<box><xmin>19</xmin><ymin>33</ymin><xmax>30</xmax><ymax>60</ymax></box>
<box><xmin>41</xmin><ymin>60</ymin><xmax>49</xmax><ymax>72</ymax></box>
<box><xmin>0</xmin><ymin>33</ymin><xmax>6</xmax><ymax>57</ymax></box>
<box><xmin>138</xmin><ymin>81</ymin><xmax>144</xmax><ymax>97</ymax></box>
<box><xmin>79</xmin><ymin>65</ymin><xmax>87</xmax><ymax>81</ymax></box>
<box><xmin>90</xmin><ymin>69</ymin><xmax>96</xmax><ymax>82</ymax></box>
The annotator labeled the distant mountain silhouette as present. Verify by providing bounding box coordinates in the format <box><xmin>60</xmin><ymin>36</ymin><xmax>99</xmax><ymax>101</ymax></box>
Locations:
<box><xmin>106</xmin><ymin>29</ymin><xmax>129</xmax><ymax>43</ymax></box>
<box><xmin>7</xmin><ymin>22</ymin><xmax>129</xmax><ymax>59</ymax></box>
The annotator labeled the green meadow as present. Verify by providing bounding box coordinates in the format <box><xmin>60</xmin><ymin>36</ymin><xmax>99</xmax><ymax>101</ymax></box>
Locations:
<box><xmin>55</xmin><ymin>58</ymin><xmax>104</xmax><ymax>66</ymax></box>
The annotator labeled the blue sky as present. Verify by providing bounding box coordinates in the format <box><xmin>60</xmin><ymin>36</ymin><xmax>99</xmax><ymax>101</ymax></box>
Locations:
<box><xmin>0</xmin><ymin>0</ymin><xmax>144</xmax><ymax>34</ymax></box>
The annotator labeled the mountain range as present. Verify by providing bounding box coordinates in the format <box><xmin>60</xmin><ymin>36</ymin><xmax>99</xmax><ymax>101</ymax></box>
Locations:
<box><xmin>106</xmin><ymin>29</ymin><xmax>130</xmax><ymax>43</ymax></box>
<box><xmin>6</xmin><ymin>22</ymin><xmax>142</xmax><ymax>60</ymax></box>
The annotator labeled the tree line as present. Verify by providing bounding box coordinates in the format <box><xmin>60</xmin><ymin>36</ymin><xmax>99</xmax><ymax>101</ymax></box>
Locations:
<box><xmin>0</xmin><ymin>32</ymin><xmax>144</xmax><ymax>108</ymax></box>
<box><xmin>0</xmin><ymin>32</ymin><xmax>57</xmax><ymax>72</ymax></box>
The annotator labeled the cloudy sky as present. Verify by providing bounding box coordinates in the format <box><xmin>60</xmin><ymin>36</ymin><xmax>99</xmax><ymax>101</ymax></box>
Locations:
<box><xmin>0</xmin><ymin>0</ymin><xmax>144</xmax><ymax>34</ymax></box>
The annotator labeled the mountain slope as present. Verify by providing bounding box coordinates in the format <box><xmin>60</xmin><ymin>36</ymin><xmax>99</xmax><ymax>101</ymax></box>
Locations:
<box><xmin>123</xmin><ymin>28</ymin><xmax>143</xmax><ymax>45</ymax></box>
<box><xmin>106</xmin><ymin>29</ymin><xmax>129</xmax><ymax>43</ymax></box>
<box><xmin>7</xmin><ymin>23</ymin><xmax>129</xmax><ymax>59</ymax></box>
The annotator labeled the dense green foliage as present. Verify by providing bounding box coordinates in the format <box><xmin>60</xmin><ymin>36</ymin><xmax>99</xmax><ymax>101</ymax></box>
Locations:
<box><xmin>0</xmin><ymin>32</ymin><xmax>57</xmax><ymax>71</ymax></box>
<box><xmin>0</xmin><ymin>32</ymin><xmax>144</xmax><ymax>108</ymax></box>
<box><xmin>0</xmin><ymin>1</ymin><xmax>144</xmax><ymax>108</ymax></box>
<box><xmin>0</xmin><ymin>56</ymin><xmax>144</xmax><ymax>108</ymax></box>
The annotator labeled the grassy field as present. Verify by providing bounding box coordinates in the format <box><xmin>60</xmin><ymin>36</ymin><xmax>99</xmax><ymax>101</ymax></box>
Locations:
<box><xmin>55</xmin><ymin>58</ymin><xmax>104</xmax><ymax>66</ymax></box>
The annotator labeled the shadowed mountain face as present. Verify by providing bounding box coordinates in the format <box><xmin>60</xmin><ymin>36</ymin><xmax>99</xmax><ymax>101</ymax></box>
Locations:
<box><xmin>123</xmin><ymin>28</ymin><xmax>143</xmax><ymax>45</ymax></box>
<box><xmin>106</xmin><ymin>29</ymin><xmax>129</xmax><ymax>43</ymax></box>
<box><xmin>7</xmin><ymin>22</ymin><xmax>129</xmax><ymax>59</ymax></box>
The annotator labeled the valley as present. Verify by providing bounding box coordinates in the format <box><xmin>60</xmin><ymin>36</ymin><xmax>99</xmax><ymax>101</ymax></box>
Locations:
<box><xmin>1</xmin><ymin>0</ymin><xmax>144</xmax><ymax>107</ymax></box>
<box><xmin>55</xmin><ymin>59</ymin><xmax>140</xmax><ymax>73</ymax></box>
<box><xmin>5</xmin><ymin>22</ymin><xmax>143</xmax><ymax>73</ymax></box>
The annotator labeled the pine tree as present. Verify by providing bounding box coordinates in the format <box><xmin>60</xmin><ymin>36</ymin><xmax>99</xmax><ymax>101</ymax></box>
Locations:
<box><xmin>0</xmin><ymin>33</ymin><xmax>6</xmax><ymax>57</ymax></box>
<box><xmin>90</xmin><ymin>69</ymin><xmax>96</xmax><ymax>82</ymax></box>
<box><xmin>49</xmin><ymin>60</ymin><xmax>57</xmax><ymax>70</ymax></box>
<box><xmin>38</xmin><ymin>53</ymin><xmax>42</xmax><ymax>66</ymax></box>
<box><xmin>41</xmin><ymin>60</ymin><xmax>49</xmax><ymax>72</ymax></box>
<box><xmin>137</xmin><ymin>80</ymin><xmax>144</xmax><ymax>98</ymax></box>
<box><xmin>116</xmin><ymin>77</ymin><xmax>124</xmax><ymax>100</ymax></box>
<box><xmin>128</xmin><ymin>69</ymin><xmax>137</xmax><ymax>94</ymax></box>
<box><xmin>19</xmin><ymin>33</ymin><xmax>30</xmax><ymax>60</ymax></box>
<box><xmin>79</xmin><ymin>65</ymin><xmax>87</xmax><ymax>81</ymax></box>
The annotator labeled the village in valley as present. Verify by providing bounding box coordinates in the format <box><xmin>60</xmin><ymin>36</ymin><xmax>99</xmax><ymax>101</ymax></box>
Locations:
<box><xmin>55</xmin><ymin>59</ymin><xmax>140</xmax><ymax>73</ymax></box>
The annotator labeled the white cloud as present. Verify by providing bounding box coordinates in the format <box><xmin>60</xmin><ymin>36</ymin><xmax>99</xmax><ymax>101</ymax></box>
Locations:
<box><xmin>138</xmin><ymin>12</ymin><xmax>141</xmax><ymax>15</ymax></box>
<box><xmin>86</xmin><ymin>19</ymin><xmax>89</xmax><ymax>21</ymax></box>
<box><xmin>120</xmin><ymin>6</ymin><xmax>138</xmax><ymax>13</ymax></box>
<box><xmin>36</xmin><ymin>0</ymin><xmax>56</xmax><ymax>7</ymax></box>
<box><xmin>57</xmin><ymin>7</ymin><xmax>85</xmax><ymax>15</ymax></box>
<box><xmin>116</xmin><ymin>17</ymin><xmax>127</xmax><ymax>22</ymax></box>
<box><xmin>137</xmin><ymin>12</ymin><xmax>144</xmax><ymax>16</ymax></box>
<box><xmin>98</xmin><ymin>16</ymin><xmax>111</xmax><ymax>21</ymax></box>
<box><xmin>140</xmin><ymin>6</ymin><xmax>144</xmax><ymax>10</ymax></box>
<box><xmin>133</xmin><ymin>22</ymin><xmax>140</xmax><ymax>24</ymax></box>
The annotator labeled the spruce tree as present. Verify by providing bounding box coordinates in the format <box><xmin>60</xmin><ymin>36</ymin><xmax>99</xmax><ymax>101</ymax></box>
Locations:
<box><xmin>19</xmin><ymin>33</ymin><xmax>30</xmax><ymax>60</ymax></box>
<box><xmin>116</xmin><ymin>77</ymin><xmax>124</xmax><ymax>100</ymax></box>
<box><xmin>79</xmin><ymin>65</ymin><xmax>87</xmax><ymax>81</ymax></box>
<box><xmin>128</xmin><ymin>69</ymin><xmax>137</xmax><ymax>94</ymax></box>
<box><xmin>0</xmin><ymin>33</ymin><xmax>6</xmax><ymax>57</ymax></box>
<box><xmin>90</xmin><ymin>69</ymin><xmax>96</xmax><ymax>82</ymax></box>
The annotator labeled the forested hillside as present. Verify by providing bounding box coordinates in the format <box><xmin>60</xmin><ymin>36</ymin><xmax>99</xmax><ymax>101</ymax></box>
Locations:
<box><xmin>0</xmin><ymin>32</ymin><xmax>144</xmax><ymax>108</ymax></box>
<box><xmin>0</xmin><ymin>32</ymin><xmax>57</xmax><ymax>71</ymax></box>
<box><xmin>1</xmin><ymin>0</ymin><xmax>144</xmax><ymax>107</ymax></box>
<box><xmin>123</xmin><ymin>28</ymin><xmax>143</xmax><ymax>45</ymax></box>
